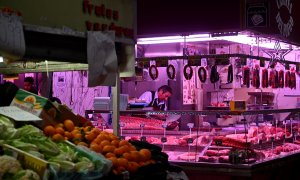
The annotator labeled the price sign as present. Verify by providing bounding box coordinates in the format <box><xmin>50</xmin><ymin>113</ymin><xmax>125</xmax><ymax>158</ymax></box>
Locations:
<box><xmin>140</xmin><ymin>123</ymin><xmax>145</xmax><ymax>128</ymax></box>
<box><xmin>0</xmin><ymin>106</ymin><xmax>41</xmax><ymax>121</ymax></box>
<box><xmin>215</xmin><ymin>140</ymin><xmax>223</xmax><ymax>146</ymax></box>
<box><xmin>187</xmin><ymin>138</ymin><xmax>193</xmax><ymax>144</ymax></box>
<box><xmin>0</xmin><ymin>13</ymin><xmax>25</xmax><ymax>61</ymax></box>
<box><xmin>161</xmin><ymin>137</ymin><xmax>167</xmax><ymax>143</ymax></box>
<box><xmin>140</xmin><ymin>136</ymin><xmax>147</xmax><ymax>142</ymax></box>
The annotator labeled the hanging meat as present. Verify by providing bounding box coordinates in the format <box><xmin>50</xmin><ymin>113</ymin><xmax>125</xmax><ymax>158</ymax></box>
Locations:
<box><xmin>269</xmin><ymin>70</ymin><xmax>276</xmax><ymax>88</ymax></box>
<box><xmin>252</xmin><ymin>67</ymin><xmax>260</xmax><ymax>88</ymax></box>
<box><xmin>210</xmin><ymin>65</ymin><xmax>219</xmax><ymax>83</ymax></box>
<box><xmin>290</xmin><ymin>71</ymin><xmax>296</xmax><ymax>89</ymax></box>
<box><xmin>198</xmin><ymin>66</ymin><xmax>207</xmax><ymax>83</ymax></box>
<box><xmin>167</xmin><ymin>64</ymin><xmax>176</xmax><ymax>80</ymax></box>
<box><xmin>274</xmin><ymin>70</ymin><xmax>279</xmax><ymax>88</ymax></box>
<box><xmin>262</xmin><ymin>68</ymin><xmax>268</xmax><ymax>88</ymax></box>
<box><xmin>149</xmin><ymin>65</ymin><xmax>158</xmax><ymax>80</ymax></box>
<box><xmin>278</xmin><ymin>70</ymin><xmax>284</xmax><ymax>88</ymax></box>
<box><xmin>285</xmin><ymin>71</ymin><xmax>291</xmax><ymax>88</ymax></box>
<box><xmin>243</xmin><ymin>66</ymin><xmax>250</xmax><ymax>88</ymax></box>
<box><xmin>227</xmin><ymin>64</ymin><xmax>233</xmax><ymax>83</ymax></box>
<box><xmin>183</xmin><ymin>65</ymin><xmax>193</xmax><ymax>80</ymax></box>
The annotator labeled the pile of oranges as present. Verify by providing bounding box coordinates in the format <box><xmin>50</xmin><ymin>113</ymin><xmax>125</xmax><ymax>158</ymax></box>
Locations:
<box><xmin>43</xmin><ymin>120</ymin><xmax>155</xmax><ymax>175</ymax></box>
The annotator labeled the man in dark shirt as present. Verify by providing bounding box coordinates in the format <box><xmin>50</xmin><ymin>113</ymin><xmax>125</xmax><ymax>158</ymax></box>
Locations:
<box><xmin>23</xmin><ymin>76</ymin><xmax>38</xmax><ymax>94</ymax></box>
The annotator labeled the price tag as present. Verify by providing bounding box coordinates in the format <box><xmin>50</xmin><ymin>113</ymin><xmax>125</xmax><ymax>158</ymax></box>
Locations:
<box><xmin>162</xmin><ymin>123</ymin><xmax>168</xmax><ymax>128</ymax></box>
<box><xmin>161</xmin><ymin>137</ymin><xmax>167</xmax><ymax>143</ymax></box>
<box><xmin>187</xmin><ymin>123</ymin><xmax>194</xmax><ymax>128</ymax></box>
<box><xmin>119</xmin><ymin>123</ymin><xmax>125</xmax><ymax>128</ymax></box>
<box><xmin>140</xmin><ymin>136</ymin><xmax>147</xmax><ymax>142</ymax></box>
<box><xmin>140</xmin><ymin>123</ymin><xmax>145</xmax><ymax>128</ymax></box>
<box><xmin>0</xmin><ymin>12</ymin><xmax>25</xmax><ymax>61</ymax></box>
<box><xmin>215</xmin><ymin>140</ymin><xmax>223</xmax><ymax>146</ymax></box>
<box><xmin>187</xmin><ymin>138</ymin><xmax>193</xmax><ymax>144</ymax></box>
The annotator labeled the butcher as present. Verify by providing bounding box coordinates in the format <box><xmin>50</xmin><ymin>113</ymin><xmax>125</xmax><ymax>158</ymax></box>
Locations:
<box><xmin>139</xmin><ymin>85</ymin><xmax>179</xmax><ymax>130</ymax></box>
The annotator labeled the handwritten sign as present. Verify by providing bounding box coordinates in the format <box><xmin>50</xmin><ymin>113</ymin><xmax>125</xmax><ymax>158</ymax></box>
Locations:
<box><xmin>0</xmin><ymin>106</ymin><xmax>41</xmax><ymax>121</ymax></box>
<box><xmin>0</xmin><ymin>12</ymin><xmax>25</xmax><ymax>61</ymax></box>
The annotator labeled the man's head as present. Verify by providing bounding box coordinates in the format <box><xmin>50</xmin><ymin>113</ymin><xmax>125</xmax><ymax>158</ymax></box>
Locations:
<box><xmin>157</xmin><ymin>85</ymin><xmax>172</xmax><ymax>102</ymax></box>
<box><xmin>24</xmin><ymin>76</ymin><xmax>34</xmax><ymax>91</ymax></box>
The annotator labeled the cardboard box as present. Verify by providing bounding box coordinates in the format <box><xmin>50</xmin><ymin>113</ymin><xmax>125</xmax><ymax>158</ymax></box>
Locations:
<box><xmin>3</xmin><ymin>144</ymin><xmax>50</xmax><ymax>180</ymax></box>
<box><xmin>10</xmin><ymin>89</ymin><xmax>82</xmax><ymax>128</ymax></box>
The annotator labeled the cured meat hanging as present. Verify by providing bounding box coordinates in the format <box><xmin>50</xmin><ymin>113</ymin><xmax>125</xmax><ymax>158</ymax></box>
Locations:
<box><xmin>227</xmin><ymin>64</ymin><xmax>233</xmax><ymax>83</ymax></box>
<box><xmin>149</xmin><ymin>65</ymin><xmax>158</xmax><ymax>80</ymax></box>
<box><xmin>290</xmin><ymin>71</ymin><xmax>296</xmax><ymax>89</ymax></box>
<box><xmin>269</xmin><ymin>70</ymin><xmax>279</xmax><ymax>89</ymax></box>
<box><xmin>252</xmin><ymin>67</ymin><xmax>260</xmax><ymax>88</ymax></box>
<box><xmin>243</xmin><ymin>66</ymin><xmax>250</xmax><ymax>88</ymax></box>
<box><xmin>262</xmin><ymin>68</ymin><xmax>268</xmax><ymax>88</ymax></box>
<box><xmin>210</xmin><ymin>65</ymin><xmax>219</xmax><ymax>83</ymax></box>
<box><xmin>183</xmin><ymin>65</ymin><xmax>193</xmax><ymax>80</ymax></box>
<box><xmin>167</xmin><ymin>64</ymin><xmax>176</xmax><ymax>80</ymax></box>
<box><xmin>285</xmin><ymin>71</ymin><xmax>291</xmax><ymax>88</ymax></box>
<box><xmin>278</xmin><ymin>70</ymin><xmax>284</xmax><ymax>88</ymax></box>
<box><xmin>198</xmin><ymin>66</ymin><xmax>207</xmax><ymax>83</ymax></box>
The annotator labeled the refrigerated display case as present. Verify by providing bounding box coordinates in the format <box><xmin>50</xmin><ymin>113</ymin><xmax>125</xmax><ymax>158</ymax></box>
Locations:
<box><xmin>86</xmin><ymin>108</ymin><xmax>300</xmax><ymax>179</ymax></box>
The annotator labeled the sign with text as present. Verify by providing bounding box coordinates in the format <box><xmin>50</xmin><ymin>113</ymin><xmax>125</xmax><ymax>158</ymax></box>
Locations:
<box><xmin>0</xmin><ymin>106</ymin><xmax>41</xmax><ymax>121</ymax></box>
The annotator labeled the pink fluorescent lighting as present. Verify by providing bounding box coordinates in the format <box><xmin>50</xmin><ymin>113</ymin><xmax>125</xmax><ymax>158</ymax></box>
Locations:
<box><xmin>137</xmin><ymin>33</ymin><xmax>297</xmax><ymax>50</ymax></box>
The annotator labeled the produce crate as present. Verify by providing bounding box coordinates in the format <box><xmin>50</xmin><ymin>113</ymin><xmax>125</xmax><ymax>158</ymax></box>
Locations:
<box><xmin>2</xmin><ymin>144</ymin><xmax>50</xmax><ymax>180</ymax></box>
<box><xmin>10</xmin><ymin>89</ymin><xmax>82</xmax><ymax>128</ymax></box>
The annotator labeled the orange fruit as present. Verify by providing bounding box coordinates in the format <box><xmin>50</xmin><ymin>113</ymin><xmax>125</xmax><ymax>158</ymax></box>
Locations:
<box><xmin>127</xmin><ymin>161</ymin><xmax>139</xmax><ymax>173</ymax></box>
<box><xmin>85</xmin><ymin>132</ymin><xmax>97</xmax><ymax>142</ymax></box>
<box><xmin>52</xmin><ymin>133</ymin><xmax>64</xmax><ymax>142</ymax></box>
<box><xmin>129</xmin><ymin>145</ymin><xmax>137</xmax><ymax>151</ymax></box>
<box><xmin>139</xmin><ymin>149</ymin><xmax>151</xmax><ymax>161</ymax></box>
<box><xmin>109</xmin><ymin>133</ymin><xmax>119</xmax><ymax>141</ymax></box>
<box><xmin>119</xmin><ymin>140</ymin><xmax>130</xmax><ymax>147</ymax></box>
<box><xmin>122</xmin><ymin>152</ymin><xmax>133</xmax><ymax>161</ymax></box>
<box><xmin>44</xmin><ymin>125</ymin><xmax>56</xmax><ymax>136</ymax></box>
<box><xmin>90</xmin><ymin>143</ymin><xmax>102</xmax><ymax>153</ymax></box>
<box><xmin>55</xmin><ymin>127</ymin><xmax>65</xmax><ymax>135</ymax></box>
<box><xmin>100</xmin><ymin>140</ymin><xmax>111</xmax><ymax>147</ymax></box>
<box><xmin>64</xmin><ymin>131</ymin><xmax>73</xmax><ymax>140</ymax></box>
<box><xmin>119</xmin><ymin>145</ymin><xmax>130</xmax><ymax>153</ymax></box>
<box><xmin>105</xmin><ymin>152</ymin><xmax>116</xmax><ymax>158</ymax></box>
<box><xmin>130</xmin><ymin>151</ymin><xmax>141</xmax><ymax>162</ymax></box>
<box><xmin>108</xmin><ymin>157</ymin><xmax>118</xmax><ymax>167</ymax></box>
<box><xmin>91</xmin><ymin>128</ymin><xmax>101</xmax><ymax>135</ymax></box>
<box><xmin>102</xmin><ymin>145</ymin><xmax>116</xmax><ymax>154</ymax></box>
<box><xmin>55</xmin><ymin>123</ymin><xmax>64</xmax><ymax>128</ymax></box>
<box><xmin>64</xmin><ymin>119</ymin><xmax>75</xmax><ymax>132</ymax></box>
<box><xmin>73</xmin><ymin>133</ymin><xmax>83</xmax><ymax>140</ymax></box>
<box><xmin>114</xmin><ymin>147</ymin><xmax>125</xmax><ymax>156</ymax></box>
<box><xmin>111</xmin><ymin>140</ymin><xmax>119</xmax><ymax>147</ymax></box>
<box><xmin>117</xmin><ymin>158</ymin><xmax>128</xmax><ymax>168</ymax></box>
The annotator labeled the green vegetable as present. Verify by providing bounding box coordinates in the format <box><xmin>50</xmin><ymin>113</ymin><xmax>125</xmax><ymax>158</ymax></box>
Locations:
<box><xmin>55</xmin><ymin>142</ymin><xmax>77</xmax><ymax>161</ymax></box>
<box><xmin>27</xmin><ymin>150</ymin><xmax>45</xmax><ymax>160</ymax></box>
<box><xmin>12</xmin><ymin>125</ymin><xmax>43</xmax><ymax>139</ymax></box>
<box><xmin>49</xmin><ymin>162</ymin><xmax>61</xmax><ymax>172</ymax></box>
<box><xmin>12</xmin><ymin>169</ymin><xmax>40</xmax><ymax>180</ymax></box>
<box><xmin>0</xmin><ymin>115</ymin><xmax>14</xmax><ymax>128</ymax></box>
<box><xmin>0</xmin><ymin>155</ymin><xmax>22</xmax><ymax>179</ymax></box>
<box><xmin>48</xmin><ymin>159</ymin><xmax>75</xmax><ymax>172</ymax></box>
<box><xmin>7</xmin><ymin>139</ymin><xmax>39</xmax><ymax>152</ymax></box>
<box><xmin>75</xmin><ymin>161</ymin><xmax>95</xmax><ymax>173</ymax></box>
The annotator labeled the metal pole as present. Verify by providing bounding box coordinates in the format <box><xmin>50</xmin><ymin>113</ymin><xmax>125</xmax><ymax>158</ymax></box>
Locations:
<box><xmin>112</xmin><ymin>70</ymin><xmax>120</xmax><ymax>136</ymax></box>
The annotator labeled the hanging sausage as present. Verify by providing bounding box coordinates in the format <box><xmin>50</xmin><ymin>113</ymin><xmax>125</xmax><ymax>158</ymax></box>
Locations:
<box><xmin>274</xmin><ymin>70</ymin><xmax>279</xmax><ymax>88</ymax></box>
<box><xmin>227</xmin><ymin>64</ymin><xmax>233</xmax><ymax>83</ymax></box>
<box><xmin>278</xmin><ymin>70</ymin><xmax>284</xmax><ymax>88</ymax></box>
<box><xmin>290</xmin><ymin>71</ymin><xmax>296</xmax><ymax>89</ymax></box>
<box><xmin>210</xmin><ymin>65</ymin><xmax>219</xmax><ymax>83</ymax></box>
<box><xmin>149</xmin><ymin>65</ymin><xmax>158</xmax><ymax>80</ymax></box>
<box><xmin>243</xmin><ymin>66</ymin><xmax>250</xmax><ymax>88</ymax></box>
<box><xmin>252</xmin><ymin>67</ymin><xmax>260</xmax><ymax>88</ymax></box>
<box><xmin>167</xmin><ymin>64</ymin><xmax>176</xmax><ymax>80</ymax></box>
<box><xmin>198</xmin><ymin>66</ymin><xmax>207</xmax><ymax>83</ymax></box>
<box><xmin>285</xmin><ymin>71</ymin><xmax>291</xmax><ymax>88</ymax></box>
<box><xmin>183</xmin><ymin>65</ymin><xmax>193</xmax><ymax>80</ymax></box>
<box><xmin>262</xmin><ymin>68</ymin><xmax>268</xmax><ymax>88</ymax></box>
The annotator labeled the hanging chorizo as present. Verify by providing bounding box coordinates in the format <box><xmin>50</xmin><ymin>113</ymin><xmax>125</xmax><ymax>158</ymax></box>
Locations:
<box><xmin>252</xmin><ymin>67</ymin><xmax>260</xmax><ymax>88</ymax></box>
<box><xmin>285</xmin><ymin>71</ymin><xmax>291</xmax><ymax>88</ymax></box>
<box><xmin>278</xmin><ymin>70</ymin><xmax>284</xmax><ymax>88</ymax></box>
<box><xmin>262</xmin><ymin>68</ymin><xmax>268</xmax><ymax>88</ymax></box>
<box><xmin>243</xmin><ymin>66</ymin><xmax>250</xmax><ymax>88</ymax></box>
